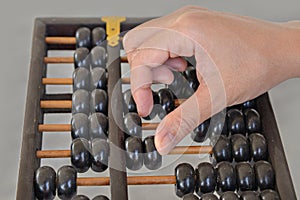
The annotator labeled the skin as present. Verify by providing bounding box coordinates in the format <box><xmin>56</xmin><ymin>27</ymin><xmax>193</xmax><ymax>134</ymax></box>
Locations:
<box><xmin>123</xmin><ymin>6</ymin><xmax>300</xmax><ymax>155</ymax></box>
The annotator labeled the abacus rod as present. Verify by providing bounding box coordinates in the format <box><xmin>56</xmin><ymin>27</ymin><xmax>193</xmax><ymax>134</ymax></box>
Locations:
<box><xmin>45</xmin><ymin>37</ymin><xmax>76</xmax><ymax>44</ymax></box>
<box><xmin>42</xmin><ymin>77</ymin><xmax>130</xmax><ymax>85</ymax></box>
<box><xmin>44</xmin><ymin>56</ymin><xmax>128</xmax><ymax>63</ymax></box>
<box><xmin>36</xmin><ymin>146</ymin><xmax>212</xmax><ymax>158</ymax></box>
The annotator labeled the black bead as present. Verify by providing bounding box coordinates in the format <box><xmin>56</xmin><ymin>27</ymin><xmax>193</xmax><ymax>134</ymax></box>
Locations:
<box><xmin>191</xmin><ymin>118</ymin><xmax>210</xmax><ymax>143</ymax></box>
<box><xmin>73</xmin><ymin>67</ymin><xmax>91</xmax><ymax>91</ymax></box>
<box><xmin>183</xmin><ymin>194</ymin><xmax>199</xmax><ymax>200</ymax></box>
<box><xmin>244</xmin><ymin>108</ymin><xmax>261</xmax><ymax>133</ymax></box>
<box><xmin>124</xmin><ymin>112</ymin><xmax>142</xmax><ymax>137</ymax></box>
<box><xmin>220</xmin><ymin>191</ymin><xmax>239</xmax><ymax>200</ymax></box>
<box><xmin>76</xmin><ymin>27</ymin><xmax>91</xmax><ymax>49</ymax></box>
<box><xmin>209</xmin><ymin>110</ymin><xmax>228</xmax><ymax>138</ymax></box>
<box><xmin>123</xmin><ymin>89</ymin><xmax>137</xmax><ymax>113</ymax></box>
<box><xmin>227</xmin><ymin>109</ymin><xmax>245</xmax><ymax>135</ymax></box>
<box><xmin>71</xmin><ymin>113</ymin><xmax>89</xmax><ymax>140</ymax></box>
<box><xmin>72</xmin><ymin>89</ymin><xmax>90</xmax><ymax>115</ymax></box>
<box><xmin>90</xmin><ymin>89</ymin><xmax>108</xmax><ymax>114</ymax></box>
<box><xmin>158</xmin><ymin>88</ymin><xmax>175</xmax><ymax>115</ymax></box>
<box><xmin>91</xmin><ymin>138</ymin><xmax>109</xmax><ymax>172</ymax></box>
<box><xmin>71</xmin><ymin>195</ymin><xmax>90</xmax><ymax>200</ymax></box>
<box><xmin>195</xmin><ymin>162</ymin><xmax>216</xmax><ymax>196</ymax></box>
<box><xmin>249</xmin><ymin>133</ymin><xmax>268</xmax><ymax>161</ymax></box>
<box><xmin>57</xmin><ymin>165</ymin><xmax>77</xmax><ymax>199</ymax></box>
<box><xmin>91</xmin><ymin>67</ymin><xmax>107</xmax><ymax>90</ymax></box>
<box><xmin>168</xmin><ymin>71</ymin><xmax>193</xmax><ymax>99</ymax></box>
<box><xmin>143</xmin><ymin>91</ymin><xmax>160</xmax><ymax>120</ymax></box>
<box><xmin>183</xmin><ymin>66</ymin><xmax>199</xmax><ymax>91</ymax></box>
<box><xmin>89</xmin><ymin>113</ymin><xmax>108</xmax><ymax>139</ymax></box>
<box><xmin>230</xmin><ymin>134</ymin><xmax>250</xmax><ymax>162</ymax></box>
<box><xmin>143</xmin><ymin>135</ymin><xmax>162</xmax><ymax>170</ymax></box>
<box><xmin>71</xmin><ymin>138</ymin><xmax>91</xmax><ymax>173</ymax></box>
<box><xmin>242</xmin><ymin>99</ymin><xmax>256</xmax><ymax>110</ymax></box>
<box><xmin>254</xmin><ymin>161</ymin><xmax>275</xmax><ymax>190</ymax></box>
<box><xmin>216</xmin><ymin>161</ymin><xmax>236</xmax><ymax>192</ymax></box>
<box><xmin>34</xmin><ymin>166</ymin><xmax>56</xmax><ymax>200</ymax></box>
<box><xmin>90</xmin><ymin>46</ymin><xmax>107</xmax><ymax>68</ymax></box>
<box><xmin>74</xmin><ymin>47</ymin><xmax>90</xmax><ymax>69</ymax></box>
<box><xmin>240</xmin><ymin>191</ymin><xmax>260</xmax><ymax>200</ymax></box>
<box><xmin>235</xmin><ymin>162</ymin><xmax>255</xmax><ymax>191</ymax></box>
<box><xmin>200</xmin><ymin>193</ymin><xmax>218</xmax><ymax>200</ymax></box>
<box><xmin>212</xmin><ymin>135</ymin><xmax>232</xmax><ymax>163</ymax></box>
<box><xmin>92</xmin><ymin>195</ymin><xmax>109</xmax><ymax>200</ymax></box>
<box><xmin>92</xmin><ymin>27</ymin><xmax>106</xmax><ymax>47</ymax></box>
<box><xmin>175</xmin><ymin>163</ymin><xmax>195</xmax><ymax>197</ymax></box>
<box><xmin>260</xmin><ymin>189</ymin><xmax>280</xmax><ymax>200</ymax></box>
<box><xmin>125</xmin><ymin>136</ymin><xmax>143</xmax><ymax>170</ymax></box>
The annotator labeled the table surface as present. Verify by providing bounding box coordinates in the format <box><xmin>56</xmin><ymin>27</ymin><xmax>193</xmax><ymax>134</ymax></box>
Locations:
<box><xmin>0</xmin><ymin>0</ymin><xmax>299</xmax><ymax>198</ymax></box>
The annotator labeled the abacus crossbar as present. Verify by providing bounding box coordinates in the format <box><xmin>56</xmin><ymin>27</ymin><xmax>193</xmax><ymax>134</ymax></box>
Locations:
<box><xmin>42</xmin><ymin>77</ymin><xmax>130</xmax><ymax>84</ymax></box>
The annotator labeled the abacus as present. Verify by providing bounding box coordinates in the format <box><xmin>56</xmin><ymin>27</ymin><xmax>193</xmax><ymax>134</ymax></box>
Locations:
<box><xmin>16</xmin><ymin>17</ymin><xmax>297</xmax><ymax>200</ymax></box>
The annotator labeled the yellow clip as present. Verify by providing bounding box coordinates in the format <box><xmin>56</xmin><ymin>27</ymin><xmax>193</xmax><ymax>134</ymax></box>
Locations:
<box><xmin>101</xmin><ymin>16</ymin><xmax>126</xmax><ymax>47</ymax></box>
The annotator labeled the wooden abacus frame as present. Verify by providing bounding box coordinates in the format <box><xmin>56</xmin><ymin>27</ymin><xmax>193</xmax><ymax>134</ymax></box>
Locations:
<box><xmin>16</xmin><ymin>17</ymin><xmax>296</xmax><ymax>200</ymax></box>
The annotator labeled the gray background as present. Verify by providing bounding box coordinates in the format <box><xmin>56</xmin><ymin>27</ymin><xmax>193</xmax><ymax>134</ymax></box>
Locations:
<box><xmin>0</xmin><ymin>0</ymin><xmax>299</xmax><ymax>199</ymax></box>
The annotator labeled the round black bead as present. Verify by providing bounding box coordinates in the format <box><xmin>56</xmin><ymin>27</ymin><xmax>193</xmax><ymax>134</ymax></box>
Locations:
<box><xmin>209</xmin><ymin>110</ymin><xmax>228</xmax><ymax>138</ymax></box>
<box><xmin>71</xmin><ymin>113</ymin><xmax>89</xmax><ymax>140</ymax></box>
<box><xmin>71</xmin><ymin>195</ymin><xmax>90</xmax><ymax>200</ymax></box>
<box><xmin>74</xmin><ymin>47</ymin><xmax>90</xmax><ymax>69</ymax></box>
<box><xmin>244</xmin><ymin>108</ymin><xmax>261</xmax><ymax>133</ymax></box>
<box><xmin>73</xmin><ymin>67</ymin><xmax>91</xmax><ymax>91</ymax></box>
<box><xmin>123</xmin><ymin>89</ymin><xmax>137</xmax><ymax>113</ymax></box>
<box><xmin>92</xmin><ymin>27</ymin><xmax>106</xmax><ymax>47</ymax></box>
<box><xmin>191</xmin><ymin>118</ymin><xmax>210</xmax><ymax>143</ymax></box>
<box><xmin>235</xmin><ymin>162</ymin><xmax>255</xmax><ymax>191</ymax></box>
<box><xmin>76</xmin><ymin>27</ymin><xmax>91</xmax><ymax>48</ymax></box>
<box><xmin>240</xmin><ymin>191</ymin><xmax>260</xmax><ymax>200</ymax></box>
<box><xmin>195</xmin><ymin>162</ymin><xmax>216</xmax><ymax>196</ymax></box>
<box><xmin>212</xmin><ymin>135</ymin><xmax>232</xmax><ymax>163</ymax></box>
<box><xmin>260</xmin><ymin>189</ymin><xmax>280</xmax><ymax>200</ymax></box>
<box><xmin>143</xmin><ymin>135</ymin><xmax>162</xmax><ymax>170</ymax></box>
<box><xmin>242</xmin><ymin>99</ymin><xmax>256</xmax><ymax>110</ymax></box>
<box><xmin>90</xmin><ymin>46</ymin><xmax>107</xmax><ymax>69</ymax></box>
<box><xmin>34</xmin><ymin>166</ymin><xmax>56</xmax><ymax>200</ymax></box>
<box><xmin>91</xmin><ymin>67</ymin><xmax>107</xmax><ymax>90</ymax></box>
<box><xmin>249</xmin><ymin>133</ymin><xmax>268</xmax><ymax>161</ymax></box>
<box><xmin>216</xmin><ymin>161</ymin><xmax>236</xmax><ymax>192</ymax></box>
<box><xmin>175</xmin><ymin>163</ymin><xmax>195</xmax><ymax>197</ymax></box>
<box><xmin>158</xmin><ymin>88</ymin><xmax>175</xmax><ymax>116</ymax></box>
<box><xmin>72</xmin><ymin>89</ymin><xmax>90</xmax><ymax>115</ymax></box>
<box><xmin>125</xmin><ymin>136</ymin><xmax>143</xmax><ymax>170</ymax></box>
<box><xmin>220</xmin><ymin>191</ymin><xmax>239</xmax><ymax>200</ymax></box>
<box><xmin>57</xmin><ymin>165</ymin><xmax>77</xmax><ymax>199</ymax></box>
<box><xmin>183</xmin><ymin>66</ymin><xmax>199</xmax><ymax>91</ymax></box>
<box><xmin>200</xmin><ymin>193</ymin><xmax>218</xmax><ymax>200</ymax></box>
<box><xmin>124</xmin><ymin>112</ymin><xmax>142</xmax><ymax>137</ymax></box>
<box><xmin>90</xmin><ymin>89</ymin><xmax>108</xmax><ymax>114</ymax></box>
<box><xmin>230</xmin><ymin>134</ymin><xmax>250</xmax><ymax>162</ymax></box>
<box><xmin>254</xmin><ymin>161</ymin><xmax>275</xmax><ymax>190</ymax></box>
<box><xmin>71</xmin><ymin>138</ymin><xmax>91</xmax><ymax>173</ymax></box>
<box><xmin>168</xmin><ymin>71</ymin><xmax>193</xmax><ymax>99</ymax></box>
<box><xmin>183</xmin><ymin>194</ymin><xmax>199</xmax><ymax>200</ymax></box>
<box><xmin>227</xmin><ymin>109</ymin><xmax>245</xmax><ymax>135</ymax></box>
<box><xmin>92</xmin><ymin>195</ymin><xmax>109</xmax><ymax>200</ymax></box>
<box><xmin>89</xmin><ymin>113</ymin><xmax>108</xmax><ymax>139</ymax></box>
<box><xmin>91</xmin><ymin>138</ymin><xmax>109</xmax><ymax>172</ymax></box>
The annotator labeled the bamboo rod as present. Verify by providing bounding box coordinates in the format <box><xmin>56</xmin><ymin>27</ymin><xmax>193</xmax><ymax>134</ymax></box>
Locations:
<box><xmin>42</xmin><ymin>77</ymin><xmax>130</xmax><ymax>85</ymax></box>
<box><xmin>44</xmin><ymin>56</ymin><xmax>128</xmax><ymax>64</ymax></box>
<box><xmin>45</xmin><ymin>37</ymin><xmax>76</xmax><ymax>45</ymax></box>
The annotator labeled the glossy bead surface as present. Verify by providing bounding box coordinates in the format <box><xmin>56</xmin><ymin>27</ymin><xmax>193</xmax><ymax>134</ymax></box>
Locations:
<box><xmin>92</xmin><ymin>27</ymin><xmax>106</xmax><ymax>47</ymax></box>
<box><xmin>254</xmin><ymin>161</ymin><xmax>275</xmax><ymax>190</ymax></box>
<box><xmin>168</xmin><ymin>71</ymin><xmax>191</xmax><ymax>99</ymax></box>
<box><xmin>91</xmin><ymin>138</ymin><xmax>109</xmax><ymax>172</ymax></box>
<box><xmin>89</xmin><ymin>113</ymin><xmax>108</xmax><ymax>139</ymax></box>
<box><xmin>244</xmin><ymin>108</ymin><xmax>261</xmax><ymax>133</ymax></box>
<box><xmin>71</xmin><ymin>138</ymin><xmax>91</xmax><ymax>173</ymax></box>
<box><xmin>209</xmin><ymin>110</ymin><xmax>228</xmax><ymax>139</ymax></box>
<box><xmin>158</xmin><ymin>88</ymin><xmax>175</xmax><ymax>115</ymax></box>
<box><xmin>183</xmin><ymin>66</ymin><xmax>199</xmax><ymax>91</ymax></box>
<box><xmin>230</xmin><ymin>134</ymin><xmax>250</xmax><ymax>162</ymax></box>
<box><xmin>92</xmin><ymin>195</ymin><xmax>109</xmax><ymax>200</ymax></box>
<box><xmin>249</xmin><ymin>133</ymin><xmax>268</xmax><ymax>161</ymax></box>
<box><xmin>91</xmin><ymin>67</ymin><xmax>107</xmax><ymax>90</ymax></box>
<box><xmin>191</xmin><ymin>118</ymin><xmax>210</xmax><ymax>143</ymax></box>
<box><xmin>57</xmin><ymin>166</ymin><xmax>77</xmax><ymax>199</ymax></box>
<box><xmin>74</xmin><ymin>47</ymin><xmax>90</xmax><ymax>69</ymax></box>
<box><xmin>200</xmin><ymin>193</ymin><xmax>218</xmax><ymax>200</ymax></box>
<box><xmin>175</xmin><ymin>163</ymin><xmax>195</xmax><ymax>197</ymax></box>
<box><xmin>240</xmin><ymin>191</ymin><xmax>260</xmax><ymax>200</ymax></box>
<box><xmin>260</xmin><ymin>189</ymin><xmax>280</xmax><ymax>200</ymax></box>
<box><xmin>125</xmin><ymin>136</ymin><xmax>143</xmax><ymax>170</ymax></box>
<box><xmin>220</xmin><ymin>191</ymin><xmax>239</xmax><ymax>200</ymax></box>
<box><xmin>90</xmin><ymin>89</ymin><xmax>108</xmax><ymax>114</ymax></box>
<box><xmin>143</xmin><ymin>135</ymin><xmax>162</xmax><ymax>170</ymax></box>
<box><xmin>72</xmin><ymin>89</ymin><xmax>90</xmax><ymax>115</ymax></box>
<box><xmin>76</xmin><ymin>27</ymin><xmax>91</xmax><ymax>48</ymax></box>
<box><xmin>90</xmin><ymin>46</ymin><xmax>107</xmax><ymax>68</ymax></box>
<box><xmin>235</xmin><ymin>162</ymin><xmax>255</xmax><ymax>191</ymax></box>
<box><xmin>212</xmin><ymin>135</ymin><xmax>232</xmax><ymax>162</ymax></box>
<box><xmin>216</xmin><ymin>161</ymin><xmax>236</xmax><ymax>192</ymax></box>
<box><xmin>195</xmin><ymin>162</ymin><xmax>216</xmax><ymax>196</ymax></box>
<box><xmin>71</xmin><ymin>113</ymin><xmax>89</xmax><ymax>140</ymax></box>
<box><xmin>182</xmin><ymin>194</ymin><xmax>199</xmax><ymax>200</ymax></box>
<box><xmin>71</xmin><ymin>195</ymin><xmax>89</xmax><ymax>200</ymax></box>
<box><xmin>123</xmin><ymin>89</ymin><xmax>137</xmax><ymax>113</ymax></box>
<box><xmin>227</xmin><ymin>109</ymin><xmax>245</xmax><ymax>135</ymax></box>
<box><xmin>34</xmin><ymin>166</ymin><xmax>56</xmax><ymax>200</ymax></box>
<box><xmin>73</xmin><ymin>67</ymin><xmax>91</xmax><ymax>91</ymax></box>
<box><xmin>242</xmin><ymin>99</ymin><xmax>256</xmax><ymax>110</ymax></box>
<box><xmin>124</xmin><ymin>112</ymin><xmax>142</xmax><ymax>137</ymax></box>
